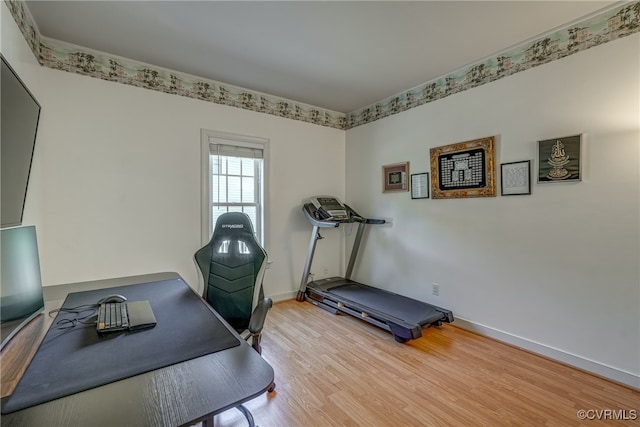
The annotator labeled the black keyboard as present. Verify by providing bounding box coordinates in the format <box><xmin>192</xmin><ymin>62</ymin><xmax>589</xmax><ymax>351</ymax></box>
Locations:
<box><xmin>97</xmin><ymin>302</ymin><xmax>130</xmax><ymax>333</ymax></box>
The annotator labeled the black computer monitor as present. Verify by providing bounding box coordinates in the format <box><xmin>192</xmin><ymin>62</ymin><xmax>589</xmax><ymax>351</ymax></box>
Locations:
<box><xmin>1</xmin><ymin>54</ymin><xmax>41</xmax><ymax>228</ymax></box>
<box><xmin>0</xmin><ymin>225</ymin><xmax>45</xmax><ymax>349</ymax></box>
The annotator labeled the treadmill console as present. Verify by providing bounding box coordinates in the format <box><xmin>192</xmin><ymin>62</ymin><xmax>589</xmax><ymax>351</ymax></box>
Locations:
<box><xmin>310</xmin><ymin>196</ymin><xmax>349</xmax><ymax>221</ymax></box>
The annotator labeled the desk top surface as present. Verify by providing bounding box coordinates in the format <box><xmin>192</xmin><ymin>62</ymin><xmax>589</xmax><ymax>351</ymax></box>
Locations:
<box><xmin>0</xmin><ymin>272</ymin><xmax>274</xmax><ymax>427</ymax></box>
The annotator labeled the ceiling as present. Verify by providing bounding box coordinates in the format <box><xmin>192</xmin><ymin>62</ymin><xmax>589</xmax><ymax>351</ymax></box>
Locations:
<box><xmin>25</xmin><ymin>1</ymin><xmax>614</xmax><ymax>113</ymax></box>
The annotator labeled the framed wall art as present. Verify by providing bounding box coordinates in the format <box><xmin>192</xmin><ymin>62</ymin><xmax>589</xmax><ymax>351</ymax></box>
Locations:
<box><xmin>501</xmin><ymin>160</ymin><xmax>531</xmax><ymax>196</ymax></box>
<box><xmin>382</xmin><ymin>162</ymin><xmax>409</xmax><ymax>193</ymax></box>
<box><xmin>537</xmin><ymin>134</ymin><xmax>582</xmax><ymax>183</ymax></box>
<box><xmin>411</xmin><ymin>173</ymin><xmax>430</xmax><ymax>199</ymax></box>
<box><xmin>429</xmin><ymin>136</ymin><xmax>496</xmax><ymax>199</ymax></box>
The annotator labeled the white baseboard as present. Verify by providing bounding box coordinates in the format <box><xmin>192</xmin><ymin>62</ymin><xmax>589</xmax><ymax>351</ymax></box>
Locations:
<box><xmin>269</xmin><ymin>290</ymin><xmax>298</xmax><ymax>302</ymax></box>
<box><xmin>453</xmin><ymin>317</ymin><xmax>639</xmax><ymax>390</ymax></box>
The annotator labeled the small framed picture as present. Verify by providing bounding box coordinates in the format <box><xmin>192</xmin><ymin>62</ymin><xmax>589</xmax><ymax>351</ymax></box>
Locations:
<box><xmin>501</xmin><ymin>160</ymin><xmax>531</xmax><ymax>196</ymax></box>
<box><xmin>411</xmin><ymin>173</ymin><xmax>430</xmax><ymax>199</ymax></box>
<box><xmin>537</xmin><ymin>134</ymin><xmax>582</xmax><ymax>183</ymax></box>
<box><xmin>382</xmin><ymin>162</ymin><xmax>409</xmax><ymax>193</ymax></box>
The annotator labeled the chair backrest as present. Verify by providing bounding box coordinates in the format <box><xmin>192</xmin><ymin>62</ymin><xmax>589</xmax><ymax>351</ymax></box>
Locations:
<box><xmin>194</xmin><ymin>212</ymin><xmax>267</xmax><ymax>332</ymax></box>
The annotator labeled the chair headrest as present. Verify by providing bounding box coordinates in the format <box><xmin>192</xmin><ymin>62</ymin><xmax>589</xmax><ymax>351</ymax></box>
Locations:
<box><xmin>212</xmin><ymin>212</ymin><xmax>256</xmax><ymax>240</ymax></box>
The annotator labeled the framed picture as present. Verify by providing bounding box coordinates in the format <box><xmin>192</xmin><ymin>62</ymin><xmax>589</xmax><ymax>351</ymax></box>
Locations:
<box><xmin>501</xmin><ymin>160</ymin><xmax>531</xmax><ymax>196</ymax></box>
<box><xmin>411</xmin><ymin>173</ymin><xmax>430</xmax><ymax>199</ymax></box>
<box><xmin>429</xmin><ymin>136</ymin><xmax>496</xmax><ymax>199</ymax></box>
<box><xmin>537</xmin><ymin>134</ymin><xmax>582</xmax><ymax>183</ymax></box>
<box><xmin>382</xmin><ymin>162</ymin><xmax>409</xmax><ymax>193</ymax></box>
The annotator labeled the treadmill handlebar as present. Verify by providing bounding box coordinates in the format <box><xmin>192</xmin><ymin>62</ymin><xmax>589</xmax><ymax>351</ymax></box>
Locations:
<box><xmin>302</xmin><ymin>203</ymin><xmax>386</xmax><ymax>227</ymax></box>
<box><xmin>366</xmin><ymin>218</ymin><xmax>386</xmax><ymax>225</ymax></box>
<box><xmin>302</xmin><ymin>204</ymin><xmax>340</xmax><ymax>228</ymax></box>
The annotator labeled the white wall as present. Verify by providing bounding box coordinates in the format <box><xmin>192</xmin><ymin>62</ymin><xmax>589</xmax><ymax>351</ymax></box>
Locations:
<box><xmin>345</xmin><ymin>34</ymin><xmax>640</xmax><ymax>388</ymax></box>
<box><xmin>32</xmin><ymin>68</ymin><xmax>345</xmax><ymax>299</ymax></box>
<box><xmin>3</xmin><ymin>0</ymin><xmax>345</xmax><ymax>300</ymax></box>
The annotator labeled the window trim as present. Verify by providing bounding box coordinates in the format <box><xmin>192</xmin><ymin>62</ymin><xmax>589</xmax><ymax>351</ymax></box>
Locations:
<box><xmin>200</xmin><ymin>129</ymin><xmax>270</xmax><ymax>250</ymax></box>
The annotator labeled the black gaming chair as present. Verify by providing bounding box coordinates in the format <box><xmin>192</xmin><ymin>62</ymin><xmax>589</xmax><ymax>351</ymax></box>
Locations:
<box><xmin>194</xmin><ymin>212</ymin><xmax>275</xmax><ymax>426</ymax></box>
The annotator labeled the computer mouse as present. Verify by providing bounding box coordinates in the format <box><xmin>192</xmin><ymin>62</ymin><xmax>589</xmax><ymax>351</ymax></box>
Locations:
<box><xmin>96</xmin><ymin>294</ymin><xmax>127</xmax><ymax>305</ymax></box>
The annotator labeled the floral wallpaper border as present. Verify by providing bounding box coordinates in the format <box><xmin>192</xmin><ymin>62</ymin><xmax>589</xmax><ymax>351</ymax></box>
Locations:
<box><xmin>5</xmin><ymin>0</ymin><xmax>347</xmax><ymax>129</ymax></box>
<box><xmin>6</xmin><ymin>0</ymin><xmax>640</xmax><ymax>130</ymax></box>
<box><xmin>347</xmin><ymin>1</ymin><xmax>640</xmax><ymax>128</ymax></box>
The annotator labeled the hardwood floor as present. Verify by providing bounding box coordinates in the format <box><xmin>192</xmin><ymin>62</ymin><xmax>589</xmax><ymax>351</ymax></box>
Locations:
<box><xmin>213</xmin><ymin>299</ymin><xmax>639</xmax><ymax>427</ymax></box>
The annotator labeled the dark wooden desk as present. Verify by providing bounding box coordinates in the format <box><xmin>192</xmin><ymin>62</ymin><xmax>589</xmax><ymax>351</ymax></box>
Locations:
<box><xmin>0</xmin><ymin>272</ymin><xmax>274</xmax><ymax>426</ymax></box>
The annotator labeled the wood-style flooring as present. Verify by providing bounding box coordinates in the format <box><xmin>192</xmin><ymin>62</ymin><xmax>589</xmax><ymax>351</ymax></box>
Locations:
<box><xmin>213</xmin><ymin>299</ymin><xmax>639</xmax><ymax>427</ymax></box>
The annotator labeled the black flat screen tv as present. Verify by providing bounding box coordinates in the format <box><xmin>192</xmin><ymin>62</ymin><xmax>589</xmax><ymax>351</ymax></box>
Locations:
<box><xmin>0</xmin><ymin>225</ymin><xmax>45</xmax><ymax>349</ymax></box>
<box><xmin>1</xmin><ymin>54</ymin><xmax>41</xmax><ymax>228</ymax></box>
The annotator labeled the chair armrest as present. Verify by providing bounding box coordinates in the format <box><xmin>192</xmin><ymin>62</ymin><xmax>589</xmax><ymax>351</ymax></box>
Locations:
<box><xmin>248</xmin><ymin>297</ymin><xmax>273</xmax><ymax>335</ymax></box>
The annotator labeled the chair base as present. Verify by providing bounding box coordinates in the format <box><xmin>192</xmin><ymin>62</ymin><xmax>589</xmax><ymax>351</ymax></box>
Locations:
<box><xmin>236</xmin><ymin>404</ymin><xmax>256</xmax><ymax>427</ymax></box>
<box><xmin>202</xmin><ymin>404</ymin><xmax>256</xmax><ymax>427</ymax></box>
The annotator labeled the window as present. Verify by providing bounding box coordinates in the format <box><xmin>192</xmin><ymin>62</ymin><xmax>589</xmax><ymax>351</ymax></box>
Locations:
<box><xmin>201</xmin><ymin>130</ymin><xmax>268</xmax><ymax>246</ymax></box>
<box><xmin>210</xmin><ymin>144</ymin><xmax>263</xmax><ymax>238</ymax></box>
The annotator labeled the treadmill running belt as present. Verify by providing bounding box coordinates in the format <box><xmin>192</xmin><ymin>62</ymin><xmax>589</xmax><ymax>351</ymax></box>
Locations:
<box><xmin>327</xmin><ymin>284</ymin><xmax>444</xmax><ymax>326</ymax></box>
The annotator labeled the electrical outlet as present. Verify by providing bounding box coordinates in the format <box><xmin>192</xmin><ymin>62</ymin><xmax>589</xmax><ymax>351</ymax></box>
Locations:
<box><xmin>432</xmin><ymin>283</ymin><xmax>440</xmax><ymax>296</ymax></box>
<box><xmin>322</xmin><ymin>266</ymin><xmax>329</xmax><ymax>276</ymax></box>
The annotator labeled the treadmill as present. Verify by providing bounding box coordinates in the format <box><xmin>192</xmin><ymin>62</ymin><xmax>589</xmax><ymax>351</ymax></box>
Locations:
<box><xmin>296</xmin><ymin>196</ymin><xmax>454</xmax><ymax>343</ymax></box>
